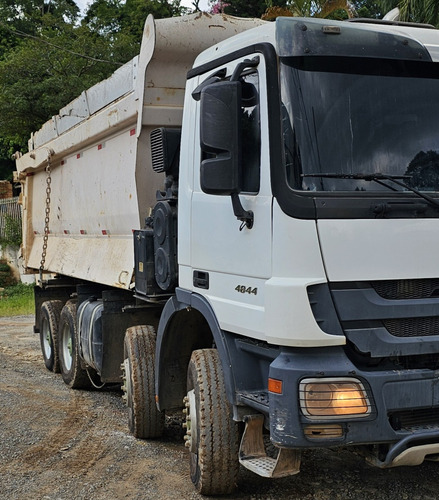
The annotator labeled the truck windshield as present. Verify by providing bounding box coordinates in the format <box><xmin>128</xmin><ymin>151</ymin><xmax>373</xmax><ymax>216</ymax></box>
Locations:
<box><xmin>280</xmin><ymin>56</ymin><xmax>439</xmax><ymax>193</ymax></box>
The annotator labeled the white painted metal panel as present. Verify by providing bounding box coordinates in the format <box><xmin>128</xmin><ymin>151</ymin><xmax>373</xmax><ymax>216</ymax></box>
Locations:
<box><xmin>32</xmin><ymin>118</ymin><xmax>57</xmax><ymax>150</ymax></box>
<box><xmin>55</xmin><ymin>92</ymin><xmax>89</xmax><ymax>136</ymax></box>
<box><xmin>87</xmin><ymin>57</ymin><xmax>138</xmax><ymax>115</ymax></box>
<box><xmin>317</xmin><ymin>218</ymin><xmax>439</xmax><ymax>282</ymax></box>
<box><xmin>194</xmin><ymin>20</ymin><xmax>271</xmax><ymax>68</ymax></box>
<box><xmin>185</xmin><ymin>54</ymin><xmax>273</xmax><ymax>343</ymax></box>
<box><xmin>263</xmin><ymin>202</ymin><xmax>343</xmax><ymax>347</ymax></box>
<box><xmin>189</xmin><ymin>54</ymin><xmax>272</xmax><ymax>279</ymax></box>
<box><xmin>31</xmin><ymin>59</ymin><xmax>138</xmax><ymax>150</ymax></box>
<box><xmin>24</xmin><ymin>126</ymin><xmax>143</xmax><ymax>287</ymax></box>
<box><xmin>27</xmin><ymin>234</ymin><xmax>134</xmax><ymax>288</ymax></box>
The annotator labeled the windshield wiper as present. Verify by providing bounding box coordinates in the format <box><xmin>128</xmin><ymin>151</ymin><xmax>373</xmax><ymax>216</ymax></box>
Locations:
<box><xmin>302</xmin><ymin>172</ymin><xmax>439</xmax><ymax>209</ymax></box>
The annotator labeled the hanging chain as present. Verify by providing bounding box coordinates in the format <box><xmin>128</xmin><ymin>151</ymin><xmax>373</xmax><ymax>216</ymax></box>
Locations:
<box><xmin>39</xmin><ymin>154</ymin><xmax>52</xmax><ymax>284</ymax></box>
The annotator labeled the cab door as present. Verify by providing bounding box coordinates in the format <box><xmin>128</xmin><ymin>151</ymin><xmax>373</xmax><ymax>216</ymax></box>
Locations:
<box><xmin>189</xmin><ymin>54</ymin><xmax>273</xmax><ymax>340</ymax></box>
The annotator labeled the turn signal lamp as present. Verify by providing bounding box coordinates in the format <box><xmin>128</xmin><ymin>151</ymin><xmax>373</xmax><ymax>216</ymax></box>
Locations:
<box><xmin>268</xmin><ymin>378</ymin><xmax>283</xmax><ymax>394</ymax></box>
<box><xmin>299</xmin><ymin>378</ymin><xmax>371</xmax><ymax>419</ymax></box>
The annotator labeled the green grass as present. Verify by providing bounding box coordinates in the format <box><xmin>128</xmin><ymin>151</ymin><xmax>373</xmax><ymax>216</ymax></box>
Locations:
<box><xmin>0</xmin><ymin>283</ymin><xmax>34</xmax><ymax>316</ymax></box>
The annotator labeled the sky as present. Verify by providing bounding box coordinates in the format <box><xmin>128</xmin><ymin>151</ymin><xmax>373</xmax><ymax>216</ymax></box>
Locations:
<box><xmin>181</xmin><ymin>0</ymin><xmax>211</xmax><ymax>9</ymax></box>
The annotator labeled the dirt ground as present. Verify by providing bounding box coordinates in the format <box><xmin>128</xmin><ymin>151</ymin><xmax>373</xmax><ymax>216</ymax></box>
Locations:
<box><xmin>1</xmin><ymin>315</ymin><xmax>439</xmax><ymax>500</ymax></box>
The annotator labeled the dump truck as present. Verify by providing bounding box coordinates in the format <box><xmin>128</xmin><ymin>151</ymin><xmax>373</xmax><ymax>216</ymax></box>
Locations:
<box><xmin>14</xmin><ymin>11</ymin><xmax>439</xmax><ymax>495</ymax></box>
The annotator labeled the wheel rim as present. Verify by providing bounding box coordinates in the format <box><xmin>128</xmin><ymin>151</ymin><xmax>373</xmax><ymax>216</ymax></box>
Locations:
<box><xmin>121</xmin><ymin>358</ymin><xmax>133</xmax><ymax>408</ymax></box>
<box><xmin>122</xmin><ymin>356</ymin><xmax>136</xmax><ymax>431</ymax></box>
<box><xmin>41</xmin><ymin>317</ymin><xmax>52</xmax><ymax>359</ymax></box>
<box><xmin>184</xmin><ymin>389</ymin><xmax>198</xmax><ymax>454</ymax></box>
<box><xmin>61</xmin><ymin>322</ymin><xmax>73</xmax><ymax>371</ymax></box>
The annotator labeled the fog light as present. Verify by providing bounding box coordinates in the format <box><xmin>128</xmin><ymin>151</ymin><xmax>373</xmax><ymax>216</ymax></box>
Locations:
<box><xmin>304</xmin><ymin>424</ymin><xmax>344</xmax><ymax>439</ymax></box>
<box><xmin>300</xmin><ymin>378</ymin><xmax>371</xmax><ymax>419</ymax></box>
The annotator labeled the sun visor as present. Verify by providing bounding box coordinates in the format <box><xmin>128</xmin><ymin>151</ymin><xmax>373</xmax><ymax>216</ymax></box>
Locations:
<box><xmin>275</xmin><ymin>17</ymin><xmax>432</xmax><ymax>62</ymax></box>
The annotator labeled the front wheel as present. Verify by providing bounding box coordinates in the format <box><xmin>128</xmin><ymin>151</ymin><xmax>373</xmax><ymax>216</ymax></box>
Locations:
<box><xmin>39</xmin><ymin>300</ymin><xmax>63</xmax><ymax>372</ymax></box>
<box><xmin>58</xmin><ymin>301</ymin><xmax>90</xmax><ymax>389</ymax></box>
<box><xmin>185</xmin><ymin>349</ymin><xmax>240</xmax><ymax>495</ymax></box>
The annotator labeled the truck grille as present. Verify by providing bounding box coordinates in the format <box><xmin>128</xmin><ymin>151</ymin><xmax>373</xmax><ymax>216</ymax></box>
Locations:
<box><xmin>370</xmin><ymin>279</ymin><xmax>439</xmax><ymax>338</ymax></box>
<box><xmin>150</xmin><ymin>128</ymin><xmax>166</xmax><ymax>173</ymax></box>
<box><xmin>372</xmin><ymin>278</ymin><xmax>439</xmax><ymax>300</ymax></box>
<box><xmin>384</xmin><ymin>317</ymin><xmax>439</xmax><ymax>338</ymax></box>
<box><xmin>389</xmin><ymin>408</ymin><xmax>439</xmax><ymax>432</ymax></box>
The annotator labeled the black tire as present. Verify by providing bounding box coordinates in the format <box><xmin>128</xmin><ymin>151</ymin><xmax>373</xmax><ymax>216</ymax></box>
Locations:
<box><xmin>185</xmin><ymin>349</ymin><xmax>240</xmax><ymax>495</ymax></box>
<box><xmin>39</xmin><ymin>300</ymin><xmax>63</xmax><ymax>373</ymax></box>
<box><xmin>58</xmin><ymin>300</ymin><xmax>90</xmax><ymax>389</ymax></box>
<box><xmin>122</xmin><ymin>325</ymin><xmax>165</xmax><ymax>439</ymax></box>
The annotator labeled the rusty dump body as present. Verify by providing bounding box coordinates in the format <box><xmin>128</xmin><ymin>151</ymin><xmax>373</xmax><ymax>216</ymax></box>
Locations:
<box><xmin>15</xmin><ymin>13</ymin><xmax>264</xmax><ymax>289</ymax></box>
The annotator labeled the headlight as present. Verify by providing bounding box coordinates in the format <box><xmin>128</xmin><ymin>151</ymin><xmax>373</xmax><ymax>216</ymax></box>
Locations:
<box><xmin>299</xmin><ymin>378</ymin><xmax>371</xmax><ymax>419</ymax></box>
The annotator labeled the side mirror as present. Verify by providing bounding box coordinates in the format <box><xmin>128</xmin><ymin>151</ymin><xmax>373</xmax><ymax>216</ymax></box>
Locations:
<box><xmin>200</xmin><ymin>81</ymin><xmax>241</xmax><ymax>195</ymax></box>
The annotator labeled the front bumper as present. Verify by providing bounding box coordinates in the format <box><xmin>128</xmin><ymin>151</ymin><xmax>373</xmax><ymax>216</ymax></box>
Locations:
<box><xmin>268</xmin><ymin>346</ymin><xmax>439</xmax><ymax>462</ymax></box>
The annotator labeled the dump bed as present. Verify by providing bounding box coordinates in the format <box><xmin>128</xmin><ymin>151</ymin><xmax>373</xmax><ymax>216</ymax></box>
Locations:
<box><xmin>15</xmin><ymin>13</ymin><xmax>263</xmax><ymax>289</ymax></box>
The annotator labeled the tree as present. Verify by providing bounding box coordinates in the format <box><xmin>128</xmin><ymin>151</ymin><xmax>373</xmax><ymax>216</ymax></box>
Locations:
<box><xmin>377</xmin><ymin>0</ymin><xmax>439</xmax><ymax>25</ymax></box>
<box><xmin>223</xmin><ymin>0</ymin><xmax>282</xmax><ymax>18</ymax></box>
<box><xmin>0</xmin><ymin>25</ymin><xmax>119</xmax><ymax>138</ymax></box>
<box><xmin>0</xmin><ymin>0</ymin><xmax>185</xmax><ymax>180</ymax></box>
<box><xmin>352</xmin><ymin>0</ymin><xmax>383</xmax><ymax>18</ymax></box>
<box><xmin>0</xmin><ymin>0</ymin><xmax>79</xmax><ymax>58</ymax></box>
<box><xmin>263</xmin><ymin>0</ymin><xmax>355</xmax><ymax>20</ymax></box>
<box><xmin>83</xmin><ymin>0</ymin><xmax>187</xmax><ymax>58</ymax></box>
<box><xmin>222</xmin><ymin>0</ymin><xmax>268</xmax><ymax>17</ymax></box>
<box><xmin>0</xmin><ymin>8</ymin><xmax>121</xmax><ymax>177</ymax></box>
<box><xmin>122</xmin><ymin>0</ymin><xmax>185</xmax><ymax>39</ymax></box>
<box><xmin>406</xmin><ymin>150</ymin><xmax>439</xmax><ymax>190</ymax></box>
<box><xmin>0</xmin><ymin>0</ymin><xmax>84</xmax><ymax>176</ymax></box>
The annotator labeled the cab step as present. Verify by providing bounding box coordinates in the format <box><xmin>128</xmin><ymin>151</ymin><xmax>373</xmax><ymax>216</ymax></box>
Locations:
<box><xmin>238</xmin><ymin>414</ymin><xmax>301</xmax><ymax>478</ymax></box>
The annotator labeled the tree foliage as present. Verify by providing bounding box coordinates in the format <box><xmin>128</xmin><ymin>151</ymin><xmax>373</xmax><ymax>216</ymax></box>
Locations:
<box><xmin>354</xmin><ymin>0</ymin><xmax>383</xmax><ymax>18</ymax></box>
<box><xmin>219</xmin><ymin>0</ymin><xmax>286</xmax><ymax>18</ymax></box>
<box><xmin>256</xmin><ymin>0</ymin><xmax>438</xmax><ymax>23</ymax></box>
<box><xmin>377</xmin><ymin>0</ymin><xmax>439</xmax><ymax>25</ymax></box>
<box><xmin>406</xmin><ymin>150</ymin><xmax>439</xmax><ymax>190</ymax></box>
<box><xmin>84</xmin><ymin>0</ymin><xmax>186</xmax><ymax>58</ymax></box>
<box><xmin>1</xmin><ymin>24</ymin><xmax>116</xmax><ymax>137</ymax></box>
<box><xmin>0</xmin><ymin>0</ymin><xmax>79</xmax><ymax>58</ymax></box>
<box><xmin>263</xmin><ymin>0</ymin><xmax>355</xmax><ymax>21</ymax></box>
<box><xmin>0</xmin><ymin>0</ymin><xmax>185</xmax><ymax>180</ymax></box>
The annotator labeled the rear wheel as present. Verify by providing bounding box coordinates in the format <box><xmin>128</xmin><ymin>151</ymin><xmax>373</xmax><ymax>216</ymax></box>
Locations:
<box><xmin>39</xmin><ymin>300</ymin><xmax>63</xmax><ymax>373</ymax></box>
<box><xmin>58</xmin><ymin>301</ymin><xmax>90</xmax><ymax>389</ymax></box>
<box><xmin>122</xmin><ymin>325</ymin><xmax>165</xmax><ymax>438</ymax></box>
<box><xmin>185</xmin><ymin>349</ymin><xmax>240</xmax><ymax>495</ymax></box>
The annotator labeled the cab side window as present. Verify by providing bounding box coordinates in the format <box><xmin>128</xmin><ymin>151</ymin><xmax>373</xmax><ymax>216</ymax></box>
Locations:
<box><xmin>240</xmin><ymin>70</ymin><xmax>260</xmax><ymax>193</ymax></box>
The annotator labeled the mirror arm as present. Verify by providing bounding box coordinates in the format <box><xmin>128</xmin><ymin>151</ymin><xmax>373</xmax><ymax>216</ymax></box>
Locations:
<box><xmin>231</xmin><ymin>192</ymin><xmax>254</xmax><ymax>230</ymax></box>
<box><xmin>230</xmin><ymin>56</ymin><xmax>260</xmax><ymax>82</ymax></box>
<box><xmin>227</xmin><ymin>56</ymin><xmax>259</xmax><ymax>231</ymax></box>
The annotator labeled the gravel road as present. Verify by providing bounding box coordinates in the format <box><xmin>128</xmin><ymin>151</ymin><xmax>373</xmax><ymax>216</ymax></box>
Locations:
<box><xmin>1</xmin><ymin>315</ymin><xmax>439</xmax><ymax>500</ymax></box>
